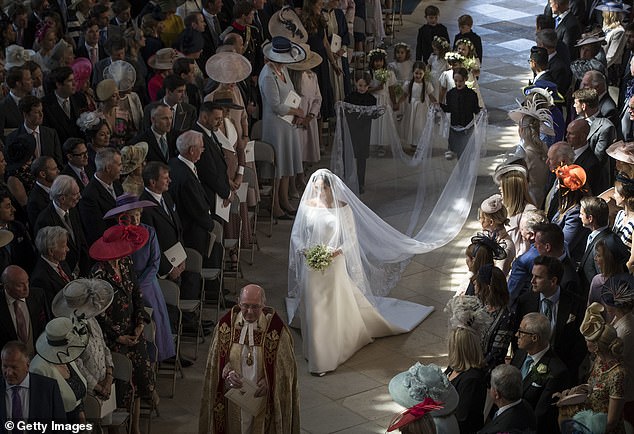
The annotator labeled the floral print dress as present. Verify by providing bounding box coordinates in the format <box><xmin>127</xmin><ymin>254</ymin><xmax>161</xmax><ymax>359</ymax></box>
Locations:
<box><xmin>587</xmin><ymin>358</ymin><xmax>627</xmax><ymax>434</ymax></box>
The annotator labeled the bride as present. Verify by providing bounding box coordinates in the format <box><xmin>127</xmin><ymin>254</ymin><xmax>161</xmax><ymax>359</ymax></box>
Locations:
<box><xmin>287</xmin><ymin>169</ymin><xmax>434</xmax><ymax>375</ymax></box>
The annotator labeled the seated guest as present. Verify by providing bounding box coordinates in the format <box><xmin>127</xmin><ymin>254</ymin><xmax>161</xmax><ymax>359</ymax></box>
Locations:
<box><xmin>0</xmin><ymin>265</ymin><xmax>50</xmax><ymax>354</ymax></box>
<box><xmin>579</xmin><ymin>303</ymin><xmax>628</xmax><ymax>433</ymax></box>
<box><xmin>32</xmin><ymin>226</ymin><xmax>73</xmax><ymax>303</ymax></box>
<box><xmin>388</xmin><ymin>362</ymin><xmax>460</xmax><ymax>434</ymax></box>
<box><xmin>477</xmin><ymin>364</ymin><xmax>536</xmax><ymax>434</ymax></box>
<box><xmin>6</xmin><ymin>95</ymin><xmax>64</xmax><ymax>168</ymax></box>
<box><xmin>579</xmin><ymin>196</ymin><xmax>628</xmax><ymax>296</ymax></box>
<box><xmin>0</xmin><ymin>189</ymin><xmax>35</xmax><ymax>272</ymax></box>
<box><xmin>26</xmin><ymin>156</ymin><xmax>58</xmax><ymax>229</ymax></box>
<box><xmin>515</xmin><ymin>255</ymin><xmax>586</xmax><ymax>378</ymax></box>
<box><xmin>78</xmin><ymin>148</ymin><xmax>123</xmax><ymax>246</ymax></box>
<box><xmin>444</xmin><ymin>296</ymin><xmax>489</xmax><ymax>433</ymax></box>
<box><xmin>551</xmin><ymin>164</ymin><xmax>591</xmax><ymax>264</ymax></box>
<box><xmin>511</xmin><ymin>312</ymin><xmax>569</xmax><ymax>434</ymax></box>
<box><xmin>34</xmin><ymin>175</ymin><xmax>91</xmax><ymax>277</ymax></box>
<box><xmin>29</xmin><ymin>317</ymin><xmax>88</xmax><ymax>423</ymax></box>
<box><xmin>52</xmin><ymin>279</ymin><xmax>115</xmax><ymax>404</ymax></box>
<box><xmin>1</xmin><ymin>341</ymin><xmax>66</xmax><ymax>423</ymax></box>
<box><xmin>61</xmin><ymin>137</ymin><xmax>93</xmax><ymax>193</ymax></box>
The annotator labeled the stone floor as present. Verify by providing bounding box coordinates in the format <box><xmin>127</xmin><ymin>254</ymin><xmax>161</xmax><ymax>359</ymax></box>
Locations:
<box><xmin>149</xmin><ymin>0</ymin><xmax>547</xmax><ymax>431</ymax></box>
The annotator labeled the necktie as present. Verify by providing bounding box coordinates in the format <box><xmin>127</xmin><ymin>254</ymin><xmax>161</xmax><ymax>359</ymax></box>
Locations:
<box><xmin>521</xmin><ymin>355</ymin><xmax>534</xmax><ymax>379</ymax></box>
<box><xmin>555</xmin><ymin>15</ymin><xmax>562</xmax><ymax>28</ymax></box>
<box><xmin>171</xmin><ymin>107</ymin><xmax>177</xmax><ymax>129</ymax></box>
<box><xmin>107</xmin><ymin>184</ymin><xmax>117</xmax><ymax>199</ymax></box>
<box><xmin>90</xmin><ymin>46</ymin><xmax>98</xmax><ymax>65</ymax></box>
<box><xmin>542</xmin><ymin>298</ymin><xmax>553</xmax><ymax>322</ymax></box>
<box><xmin>211</xmin><ymin>15</ymin><xmax>221</xmax><ymax>44</ymax></box>
<box><xmin>159</xmin><ymin>136</ymin><xmax>169</xmax><ymax>160</ymax></box>
<box><xmin>57</xmin><ymin>264</ymin><xmax>70</xmax><ymax>283</ymax></box>
<box><xmin>80</xmin><ymin>170</ymin><xmax>89</xmax><ymax>186</ymax></box>
<box><xmin>13</xmin><ymin>300</ymin><xmax>27</xmax><ymax>344</ymax></box>
<box><xmin>31</xmin><ymin>130</ymin><xmax>41</xmax><ymax>158</ymax></box>
<box><xmin>62</xmin><ymin>98</ymin><xmax>71</xmax><ymax>117</ymax></box>
<box><xmin>63</xmin><ymin>212</ymin><xmax>75</xmax><ymax>242</ymax></box>
<box><xmin>160</xmin><ymin>196</ymin><xmax>171</xmax><ymax>218</ymax></box>
<box><xmin>12</xmin><ymin>386</ymin><xmax>23</xmax><ymax>420</ymax></box>
<box><xmin>254</xmin><ymin>11</ymin><xmax>262</xmax><ymax>34</ymax></box>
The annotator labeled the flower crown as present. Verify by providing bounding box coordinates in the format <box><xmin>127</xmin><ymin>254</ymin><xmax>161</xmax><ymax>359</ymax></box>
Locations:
<box><xmin>368</xmin><ymin>48</ymin><xmax>387</xmax><ymax>59</ymax></box>
<box><xmin>76</xmin><ymin>111</ymin><xmax>104</xmax><ymax>133</ymax></box>
<box><xmin>394</xmin><ymin>42</ymin><xmax>410</xmax><ymax>51</ymax></box>
<box><xmin>432</xmin><ymin>36</ymin><xmax>450</xmax><ymax>50</ymax></box>
<box><xmin>444</xmin><ymin>52</ymin><xmax>464</xmax><ymax>62</ymax></box>
<box><xmin>456</xmin><ymin>38</ymin><xmax>475</xmax><ymax>52</ymax></box>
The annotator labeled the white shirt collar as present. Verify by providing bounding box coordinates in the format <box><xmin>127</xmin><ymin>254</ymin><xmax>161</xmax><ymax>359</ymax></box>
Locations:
<box><xmin>35</xmin><ymin>181</ymin><xmax>51</xmax><ymax>193</ymax></box>
<box><xmin>527</xmin><ymin>344</ymin><xmax>550</xmax><ymax>365</ymax></box>
<box><xmin>177</xmin><ymin>154</ymin><xmax>197</xmax><ymax>175</ymax></box>
<box><xmin>197</xmin><ymin>121</ymin><xmax>212</xmax><ymax>137</ymax></box>
<box><xmin>24</xmin><ymin>124</ymin><xmax>40</xmax><ymax>135</ymax></box>
<box><xmin>496</xmin><ymin>399</ymin><xmax>523</xmax><ymax>417</ymax></box>
<box><xmin>144</xmin><ymin>187</ymin><xmax>162</xmax><ymax>203</ymax></box>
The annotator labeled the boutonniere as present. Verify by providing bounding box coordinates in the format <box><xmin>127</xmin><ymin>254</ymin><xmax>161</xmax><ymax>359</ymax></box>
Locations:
<box><xmin>566</xmin><ymin>313</ymin><xmax>576</xmax><ymax>324</ymax></box>
<box><xmin>530</xmin><ymin>363</ymin><xmax>550</xmax><ymax>384</ymax></box>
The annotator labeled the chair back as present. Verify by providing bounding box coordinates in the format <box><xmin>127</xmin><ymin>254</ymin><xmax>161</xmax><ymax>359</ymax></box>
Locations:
<box><xmin>159</xmin><ymin>279</ymin><xmax>181</xmax><ymax>307</ymax></box>
<box><xmin>111</xmin><ymin>352</ymin><xmax>133</xmax><ymax>382</ymax></box>
<box><xmin>254</xmin><ymin>141</ymin><xmax>276</xmax><ymax>179</ymax></box>
<box><xmin>185</xmin><ymin>248</ymin><xmax>203</xmax><ymax>274</ymax></box>
<box><xmin>251</xmin><ymin>120</ymin><xmax>263</xmax><ymax>140</ymax></box>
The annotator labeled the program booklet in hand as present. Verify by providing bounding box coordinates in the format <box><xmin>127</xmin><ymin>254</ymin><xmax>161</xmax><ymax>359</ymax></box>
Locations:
<box><xmin>279</xmin><ymin>90</ymin><xmax>301</xmax><ymax>124</ymax></box>
<box><xmin>224</xmin><ymin>378</ymin><xmax>266</xmax><ymax>416</ymax></box>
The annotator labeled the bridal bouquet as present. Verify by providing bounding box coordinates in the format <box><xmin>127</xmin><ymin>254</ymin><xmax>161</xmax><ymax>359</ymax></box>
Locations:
<box><xmin>304</xmin><ymin>244</ymin><xmax>334</xmax><ymax>272</ymax></box>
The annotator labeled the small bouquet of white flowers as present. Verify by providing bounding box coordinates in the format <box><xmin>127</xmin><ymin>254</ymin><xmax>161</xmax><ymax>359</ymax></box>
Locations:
<box><xmin>373</xmin><ymin>68</ymin><xmax>391</xmax><ymax>84</ymax></box>
<box><xmin>304</xmin><ymin>244</ymin><xmax>334</xmax><ymax>272</ymax></box>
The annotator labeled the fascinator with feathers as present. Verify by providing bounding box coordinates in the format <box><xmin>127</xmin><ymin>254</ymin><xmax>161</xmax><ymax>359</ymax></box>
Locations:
<box><xmin>387</xmin><ymin>397</ymin><xmax>443</xmax><ymax>432</ymax></box>
<box><xmin>471</xmin><ymin>231</ymin><xmax>507</xmax><ymax>260</ymax></box>
<box><xmin>555</xmin><ymin>164</ymin><xmax>587</xmax><ymax>192</ymax></box>
<box><xmin>509</xmin><ymin>97</ymin><xmax>555</xmax><ymax>137</ymax></box>
<box><xmin>445</xmin><ymin>295</ymin><xmax>492</xmax><ymax>335</ymax></box>
<box><xmin>601</xmin><ymin>274</ymin><xmax>634</xmax><ymax>308</ymax></box>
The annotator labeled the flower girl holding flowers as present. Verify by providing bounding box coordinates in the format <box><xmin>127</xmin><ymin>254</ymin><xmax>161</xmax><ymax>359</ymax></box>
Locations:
<box><xmin>368</xmin><ymin>48</ymin><xmax>398</xmax><ymax>157</ymax></box>
<box><xmin>401</xmin><ymin>61</ymin><xmax>436</xmax><ymax>148</ymax></box>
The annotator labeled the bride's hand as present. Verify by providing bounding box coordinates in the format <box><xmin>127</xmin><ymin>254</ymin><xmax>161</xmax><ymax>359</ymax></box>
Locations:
<box><xmin>332</xmin><ymin>249</ymin><xmax>343</xmax><ymax>258</ymax></box>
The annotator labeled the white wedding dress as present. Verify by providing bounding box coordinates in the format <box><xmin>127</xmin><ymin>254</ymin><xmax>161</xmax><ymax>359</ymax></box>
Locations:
<box><xmin>287</xmin><ymin>205</ymin><xmax>433</xmax><ymax>374</ymax></box>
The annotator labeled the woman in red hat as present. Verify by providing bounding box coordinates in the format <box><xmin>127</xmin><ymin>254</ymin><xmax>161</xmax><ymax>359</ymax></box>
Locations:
<box><xmin>89</xmin><ymin>222</ymin><xmax>157</xmax><ymax>434</ymax></box>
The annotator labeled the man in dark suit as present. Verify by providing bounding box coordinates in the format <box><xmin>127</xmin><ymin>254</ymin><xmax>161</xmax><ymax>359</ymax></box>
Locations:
<box><xmin>78</xmin><ymin>148</ymin><xmax>123</xmax><ymax>246</ymax></box>
<box><xmin>529</xmin><ymin>46</ymin><xmax>556</xmax><ymax>85</ymax></box>
<box><xmin>41</xmin><ymin>67</ymin><xmax>88</xmax><ymax>146</ymax></box>
<box><xmin>534</xmin><ymin>222</ymin><xmax>581</xmax><ymax>295</ymax></box>
<box><xmin>140</xmin><ymin>162</ymin><xmax>186</xmax><ymax>281</ymax></box>
<box><xmin>0</xmin><ymin>66</ymin><xmax>32</xmax><ymax>144</ymax></box>
<box><xmin>566</xmin><ymin>119</ymin><xmax>603</xmax><ymax>195</ymax></box>
<box><xmin>574</xmin><ymin>88</ymin><xmax>617</xmax><ymax>163</ymax></box>
<box><xmin>142</xmin><ymin>75</ymin><xmax>197</xmax><ymax>140</ymax></box>
<box><xmin>22</xmin><ymin>0</ymin><xmax>47</xmax><ymax>49</ymax></box>
<box><xmin>60</xmin><ymin>138</ymin><xmax>93</xmax><ymax>193</ymax></box>
<box><xmin>193</xmin><ymin>102</ymin><xmax>232</xmax><ymax>216</ymax></box>
<box><xmin>1</xmin><ymin>341</ymin><xmax>66</xmax><ymax>427</ymax></box>
<box><xmin>544</xmin><ymin>141</ymin><xmax>575</xmax><ymax>219</ymax></box>
<box><xmin>201</xmin><ymin>0</ymin><xmax>223</xmax><ymax>73</ymax></box>
<box><xmin>0</xmin><ymin>191</ymin><xmax>36</xmax><ymax>273</ymax></box>
<box><xmin>91</xmin><ymin>35</ymin><xmax>127</xmax><ymax>86</ymax></box>
<box><xmin>552</xmin><ymin>0</ymin><xmax>582</xmax><ymax>60</ymax></box>
<box><xmin>511</xmin><ymin>313</ymin><xmax>569</xmax><ymax>434</ymax></box>
<box><xmin>0</xmin><ymin>266</ymin><xmax>50</xmax><ymax>355</ymax></box>
<box><xmin>34</xmin><ymin>175</ymin><xmax>91</xmax><ymax>277</ymax></box>
<box><xmin>26</xmin><ymin>156</ymin><xmax>58</xmax><ymax>229</ymax></box>
<box><xmin>582</xmin><ymin>70</ymin><xmax>620</xmax><ymax>134</ymax></box>
<box><xmin>169</xmin><ymin>130</ymin><xmax>231</xmax><ymax>264</ymax></box>
<box><xmin>6</xmin><ymin>95</ymin><xmax>64</xmax><ymax>168</ymax></box>
<box><xmin>578</xmin><ymin>196</ymin><xmax>629</xmax><ymax>294</ymax></box>
<box><xmin>477</xmin><ymin>364</ymin><xmax>536</xmax><ymax>434</ymax></box>
<box><xmin>537</xmin><ymin>28</ymin><xmax>572</xmax><ymax>96</ymax></box>
<box><xmin>75</xmin><ymin>18</ymin><xmax>108</xmax><ymax>66</ymax></box>
<box><xmin>515</xmin><ymin>255</ymin><xmax>586</xmax><ymax>379</ymax></box>
<box><xmin>131</xmin><ymin>104</ymin><xmax>175</xmax><ymax>165</ymax></box>
<box><xmin>31</xmin><ymin>226</ymin><xmax>73</xmax><ymax>303</ymax></box>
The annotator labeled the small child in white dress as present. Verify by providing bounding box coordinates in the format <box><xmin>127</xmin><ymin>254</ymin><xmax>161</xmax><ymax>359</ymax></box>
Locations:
<box><xmin>388</xmin><ymin>42</ymin><xmax>414</xmax><ymax>123</ymax></box>
<box><xmin>368</xmin><ymin>48</ymin><xmax>397</xmax><ymax>157</ymax></box>
<box><xmin>455</xmin><ymin>38</ymin><xmax>484</xmax><ymax>108</ymax></box>
<box><xmin>401</xmin><ymin>61</ymin><xmax>435</xmax><ymax>148</ymax></box>
<box><xmin>428</xmin><ymin>36</ymin><xmax>451</xmax><ymax>103</ymax></box>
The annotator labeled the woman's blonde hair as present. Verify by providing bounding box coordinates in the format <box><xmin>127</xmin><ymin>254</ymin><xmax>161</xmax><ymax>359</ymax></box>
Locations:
<box><xmin>500</xmin><ymin>171</ymin><xmax>533</xmax><ymax>216</ymax></box>
<box><xmin>602</xmin><ymin>11</ymin><xmax>622</xmax><ymax>28</ymax></box>
<box><xmin>447</xmin><ymin>328</ymin><xmax>484</xmax><ymax>372</ymax></box>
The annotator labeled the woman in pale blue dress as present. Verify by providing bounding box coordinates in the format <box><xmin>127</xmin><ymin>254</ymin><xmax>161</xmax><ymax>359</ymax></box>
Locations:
<box><xmin>259</xmin><ymin>37</ymin><xmax>307</xmax><ymax>219</ymax></box>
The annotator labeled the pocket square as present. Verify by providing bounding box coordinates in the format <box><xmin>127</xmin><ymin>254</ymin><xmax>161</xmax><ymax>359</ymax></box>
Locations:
<box><xmin>566</xmin><ymin>314</ymin><xmax>576</xmax><ymax>324</ymax></box>
<box><xmin>531</xmin><ymin>382</ymin><xmax>544</xmax><ymax>388</ymax></box>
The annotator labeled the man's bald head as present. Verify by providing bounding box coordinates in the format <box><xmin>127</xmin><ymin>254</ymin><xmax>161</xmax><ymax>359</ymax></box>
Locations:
<box><xmin>566</xmin><ymin>119</ymin><xmax>590</xmax><ymax>149</ymax></box>
<box><xmin>546</xmin><ymin>141</ymin><xmax>574</xmax><ymax>170</ymax></box>
<box><xmin>239</xmin><ymin>284</ymin><xmax>266</xmax><ymax>322</ymax></box>
<box><xmin>1</xmin><ymin>265</ymin><xmax>29</xmax><ymax>299</ymax></box>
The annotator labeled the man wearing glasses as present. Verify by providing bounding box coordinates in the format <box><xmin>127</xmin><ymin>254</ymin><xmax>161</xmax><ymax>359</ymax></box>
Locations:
<box><xmin>199</xmin><ymin>284</ymin><xmax>300</xmax><ymax>434</ymax></box>
<box><xmin>511</xmin><ymin>312</ymin><xmax>569</xmax><ymax>434</ymax></box>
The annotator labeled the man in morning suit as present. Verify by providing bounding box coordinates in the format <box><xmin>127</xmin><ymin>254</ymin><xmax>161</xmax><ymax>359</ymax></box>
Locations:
<box><xmin>41</xmin><ymin>66</ymin><xmax>88</xmax><ymax>146</ymax></box>
<box><xmin>26</xmin><ymin>156</ymin><xmax>58</xmax><ymax>229</ymax></box>
<box><xmin>141</xmin><ymin>75</ymin><xmax>197</xmax><ymax>142</ymax></box>
<box><xmin>581</xmin><ymin>70</ymin><xmax>620</xmax><ymax>135</ymax></box>
<box><xmin>0</xmin><ymin>65</ymin><xmax>33</xmax><ymax>144</ymax></box>
<box><xmin>477</xmin><ymin>364</ymin><xmax>536</xmax><ymax>434</ymax></box>
<box><xmin>511</xmin><ymin>313</ymin><xmax>569</xmax><ymax>434</ymax></box>
<box><xmin>578</xmin><ymin>196</ymin><xmax>629</xmax><ymax>295</ymax></box>
<box><xmin>60</xmin><ymin>138</ymin><xmax>93</xmax><ymax>193</ymax></box>
<box><xmin>551</xmin><ymin>0</ymin><xmax>582</xmax><ymax>60</ymax></box>
<box><xmin>169</xmin><ymin>130</ymin><xmax>232</xmax><ymax>264</ymax></box>
<box><xmin>536</xmin><ymin>28</ymin><xmax>572</xmax><ymax>96</ymax></box>
<box><xmin>0</xmin><ymin>266</ymin><xmax>50</xmax><ymax>355</ymax></box>
<box><xmin>528</xmin><ymin>46</ymin><xmax>556</xmax><ymax>85</ymax></box>
<box><xmin>34</xmin><ymin>175</ymin><xmax>91</xmax><ymax>277</ymax></box>
<box><xmin>193</xmin><ymin>102</ymin><xmax>231</xmax><ymax>216</ymax></box>
<box><xmin>1</xmin><ymin>341</ymin><xmax>66</xmax><ymax>428</ymax></box>
<box><xmin>131</xmin><ymin>104</ymin><xmax>175</xmax><ymax>165</ymax></box>
<box><xmin>515</xmin><ymin>255</ymin><xmax>586</xmax><ymax>380</ymax></box>
<box><xmin>533</xmin><ymin>222</ymin><xmax>581</xmax><ymax>296</ymax></box>
<box><xmin>6</xmin><ymin>96</ymin><xmax>63</xmax><ymax>168</ymax></box>
<box><xmin>78</xmin><ymin>148</ymin><xmax>123</xmax><ymax>246</ymax></box>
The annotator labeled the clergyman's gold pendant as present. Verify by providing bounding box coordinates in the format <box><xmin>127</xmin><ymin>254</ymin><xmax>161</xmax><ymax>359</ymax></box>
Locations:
<box><xmin>246</xmin><ymin>352</ymin><xmax>253</xmax><ymax>366</ymax></box>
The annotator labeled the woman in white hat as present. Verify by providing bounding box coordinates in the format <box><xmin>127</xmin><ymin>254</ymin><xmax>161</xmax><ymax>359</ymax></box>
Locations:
<box><xmin>29</xmin><ymin>317</ymin><xmax>89</xmax><ymax>423</ymax></box>
<box><xmin>259</xmin><ymin>36</ymin><xmax>307</xmax><ymax>219</ymax></box>
<box><xmin>52</xmin><ymin>279</ymin><xmax>116</xmax><ymax>407</ymax></box>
